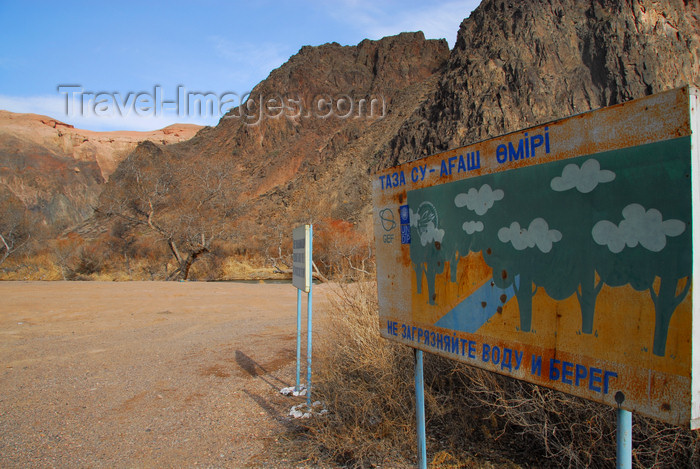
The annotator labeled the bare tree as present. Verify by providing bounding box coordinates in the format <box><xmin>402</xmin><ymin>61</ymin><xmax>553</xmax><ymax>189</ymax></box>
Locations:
<box><xmin>0</xmin><ymin>187</ymin><xmax>32</xmax><ymax>267</ymax></box>
<box><xmin>98</xmin><ymin>142</ymin><xmax>241</xmax><ymax>280</ymax></box>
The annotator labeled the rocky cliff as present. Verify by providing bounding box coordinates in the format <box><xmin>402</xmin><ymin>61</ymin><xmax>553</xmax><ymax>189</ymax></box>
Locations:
<box><xmin>114</xmin><ymin>32</ymin><xmax>450</xmax><ymax>246</ymax></box>
<box><xmin>378</xmin><ymin>0</ymin><xmax>700</xmax><ymax>167</ymax></box>
<box><xmin>99</xmin><ymin>0</ymin><xmax>699</xmax><ymax>255</ymax></box>
<box><xmin>7</xmin><ymin>0</ymin><xmax>700</xmax><ymax>252</ymax></box>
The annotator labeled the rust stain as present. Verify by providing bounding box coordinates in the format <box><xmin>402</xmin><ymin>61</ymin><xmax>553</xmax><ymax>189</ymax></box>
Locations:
<box><xmin>372</xmin><ymin>87</ymin><xmax>696</xmax><ymax>428</ymax></box>
<box><xmin>399</xmin><ymin>245</ymin><xmax>412</xmax><ymax>267</ymax></box>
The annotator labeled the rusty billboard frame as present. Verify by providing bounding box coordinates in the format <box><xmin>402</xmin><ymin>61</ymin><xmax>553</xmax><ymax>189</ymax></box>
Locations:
<box><xmin>372</xmin><ymin>86</ymin><xmax>699</xmax><ymax>428</ymax></box>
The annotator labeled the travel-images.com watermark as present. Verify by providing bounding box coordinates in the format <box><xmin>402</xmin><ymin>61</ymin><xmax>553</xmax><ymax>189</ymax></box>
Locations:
<box><xmin>57</xmin><ymin>85</ymin><xmax>387</xmax><ymax>125</ymax></box>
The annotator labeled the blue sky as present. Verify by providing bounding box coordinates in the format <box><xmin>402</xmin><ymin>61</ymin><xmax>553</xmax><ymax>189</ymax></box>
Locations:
<box><xmin>0</xmin><ymin>1</ymin><xmax>479</xmax><ymax>131</ymax></box>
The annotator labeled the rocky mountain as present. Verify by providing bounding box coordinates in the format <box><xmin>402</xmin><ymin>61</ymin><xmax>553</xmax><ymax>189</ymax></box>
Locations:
<box><xmin>0</xmin><ymin>111</ymin><xmax>201</xmax><ymax>228</ymax></box>
<box><xmin>378</xmin><ymin>0</ymin><xmax>700</xmax><ymax>167</ymax></box>
<box><xmin>112</xmin><ymin>32</ymin><xmax>450</xmax><ymax>247</ymax></box>
<box><xmin>115</xmin><ymin>0</ymin><xmax>697</xmax><ymax>251</ymax></box>
<box><xmin>5</xmin><ymin>0</ymin><xmax>700</xmax><ymax>262</ymax></box>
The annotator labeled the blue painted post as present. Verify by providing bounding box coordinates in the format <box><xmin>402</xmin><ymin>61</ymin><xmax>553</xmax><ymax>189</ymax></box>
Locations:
<box><xmin>296</xmin><ymin>288</ymin><xmax>302</xmax><ymax>393</ymax></box>
<box><xmin>306</xmin><ymin>225</ymin><xmax>313</xmax><ymax>406</ymax></box>
<box><xmin>415</xmin><ymin>349</ymin><xmax>427</xmax><ymax>469</ymax></box>
<box><xmin>616</xmin><ymin>408</ymin><xmax>632</xmax><ymax>468</ymax></box>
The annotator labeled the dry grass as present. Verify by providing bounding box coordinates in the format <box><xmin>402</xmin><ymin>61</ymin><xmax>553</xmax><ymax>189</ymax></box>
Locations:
<box><xmin>296</xmin><ymin>279</ymin><xmax>700</xmax><ymax>468</ymax></box>
<box><xmin>0</xmin><ymin>247</ymin><xmax>290</xmax><ymax>282</ymax></box>
<box><xmin>303</xmin><ymin>280</ymin><xmax>416</xmax><ymax>467</ymax></box>
<box><xmin>0</xmin><ymin>252</ymin><xmax>63</xmax><ymax>280</ymax></box>
<box><xmin>217</xmin><ymin>255</ymin><xmax>288</xmax><ymax>281</ymax></box>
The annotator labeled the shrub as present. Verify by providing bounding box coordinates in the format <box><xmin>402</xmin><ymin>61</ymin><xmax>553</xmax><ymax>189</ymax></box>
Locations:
<box><xmin>306</xmin><ymin>280</ymin><xmax>416</xmax><ymax>467</ymax></box>
<box><xmin>301</xmin><ymin>279</ymin><xmax>700</xmax><ymax>468</ymax></box>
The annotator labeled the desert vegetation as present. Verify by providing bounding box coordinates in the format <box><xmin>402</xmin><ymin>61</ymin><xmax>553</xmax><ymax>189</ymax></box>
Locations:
<box><xmin>0</xmin><ymin>231</ymin><xmax>371</xmax><ymax>283</ymax></box>
<box><xmin>291</xmin><ymin>278</ymin><xmax>700</xmax><ymax>468</ymax></box>
<box><xmin>0</xmin><ymin>205</ymin><xmax>374</xmax><ymax>284</ymax></box>
<box><xmin>0</xmin><ymin>133</ymin><xmax>375</xmax><ymax>282</ymax></box>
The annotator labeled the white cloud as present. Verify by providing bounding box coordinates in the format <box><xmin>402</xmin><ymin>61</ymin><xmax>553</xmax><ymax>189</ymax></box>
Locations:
<box><xmin>454</xmin><ymin>184</ymin><xmax>504</xmax><ymax>215</ymax></box>
<box><xmin>498</xmin><ymin>218</ymin><xmax>562</xmax><ymax>253</ymax></box>
<box><xmin>320</xmin><ymin>0</ymin><xmax>479</xmax><ymax>47</ymax></box>
<box><xmin>592</xmin><ymin>203</ymin><xmax>686</xmax><ymax>253</ymax></box>
<box><xmin>0</xmin><ymin>94</ymin><xmax>67</xmax><ymax>119</ymax></box>
<box><xmin>551</xmin><ymin>158</ymin><xmax>615</xmax><ymax>193</ymax></box>
<box><xmin>462</xmin><ymin>220</ymin><xmax>483</xmax><ymax>234</ymax></box>
<box><xmin>0</xmin><ymin>93</ymin><xmax>217</xmax><ymax>131</ymax></box>
<box><xmin>208</xmin><ymin>36</ymin><xmax>290</xmax><ymax>84</ymax></box>
<box><xmin>419</xmin><ymin>220</ymin><xmax>445</xmax><ymax>246</ymax></box>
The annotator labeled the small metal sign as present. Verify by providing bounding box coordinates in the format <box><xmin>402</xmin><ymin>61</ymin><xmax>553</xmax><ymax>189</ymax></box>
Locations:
<box><xmin>293</xmin><ymin>225</ymin><xmax>311</xmax><ymax>293</ymax></box>
<box><xmin>372</xmin><ymin>86</ymin><xmax>700</xmax><ymax>428</ymax></box>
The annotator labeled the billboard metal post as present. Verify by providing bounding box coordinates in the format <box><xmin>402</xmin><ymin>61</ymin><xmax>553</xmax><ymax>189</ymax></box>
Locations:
<box><xmin>415</xmin><ymin>349</ymin><xmax>427</xmax><ymax>469</ymax></box>
<box><xmin>306</xmin><ymin>225</ymin><xmax>314</xmax><ymax>406</ymax></box>
<box><xmin>296</xmin><ymin>288</ymin><xmax>302</xmax><ymax>393</ymax></box>
<box><xmin>617</xmin><ymin>409</ymin><xmax>632</xmax><ymax>468</ymax></box>
<box><xmin>293</xmin><ymin>224</ymin><xmax>313</xmax><ymax>402</ymax></box>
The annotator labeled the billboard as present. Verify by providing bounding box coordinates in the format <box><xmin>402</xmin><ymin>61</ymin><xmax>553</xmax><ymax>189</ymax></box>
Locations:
<box><xmin>293</xmin><ymin>225</ymin><xmax>312</xmax><ymax>292</ymax></box>
<box><xmin>372</xmin><ymin>86</ymin><xmax>699</xmax><ymax>427</ymax></box>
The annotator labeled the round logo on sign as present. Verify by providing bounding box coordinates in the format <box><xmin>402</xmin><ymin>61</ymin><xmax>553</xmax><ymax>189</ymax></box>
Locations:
<box><xmin>380</xmin><ymin>208</ymin><xmax>396</xmax><ymax>231</ymax></box>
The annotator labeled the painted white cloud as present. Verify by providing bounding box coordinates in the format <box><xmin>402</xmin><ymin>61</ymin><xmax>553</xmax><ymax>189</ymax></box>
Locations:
<box><xmin>550</xmin><ymin>158</ymin><xmax>615</xmax><ymax>193</ymax></box>
<box><xmin>409</xmin><ymin>207</ymin><xmax>419</xmax><ymax>227</ymax></box>
<box><xmin>462</xmin><ymin>220</ymin><xmax>483</xmax><ymax>235</ymax></box>
<box><xmin>419</xmin><ymin>221</ymin><xmax>444</xmax><ymax>247</ymax></box>
<box><xmin>454</xmin><ymin>184</ymin><xmax>504</xmax><ymax>216</ymax></box>
<box><xmin>498</xmin><ymin>218</ymin><xmax>562</xmax><ymax>253</ymax></box>
<box><xmin>592</xmin><ymin>203</ymin><xmax>686</xmax><ymax>253</ymax></box>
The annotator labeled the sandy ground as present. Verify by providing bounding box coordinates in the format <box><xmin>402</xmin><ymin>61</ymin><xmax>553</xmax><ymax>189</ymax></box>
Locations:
<box><xmin>0</xmin><ymin>281</ymin><xmax>329</xmax><ymax>467</ymax></box>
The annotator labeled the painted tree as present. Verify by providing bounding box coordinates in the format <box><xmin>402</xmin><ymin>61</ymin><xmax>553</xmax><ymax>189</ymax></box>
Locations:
<box><xmin>440</xmin><ymin>175</ymin><xmax>559</xmax><ymax>333</ymax></box>
<box><xmin>464</xmin><ymin>170</ymin><xmax>563</xmax><ymax>333</ymax></box>
<box><xmin>484</xmin><ymin>217</ymin><xmax>562</xmax><ymax>332</ymax></box>
<box><xmin>589</xmin><ymin>138</ymin><xmax>692</xmax><ymax>356</ymax></box>
<box><xmin>409</xmin><ymin>201</ymin><xmax>446</xmax><ymax>304</ymax></box>
<box><xmin>594</xmin><ymin>203</ymin><xmax>690</xmax><ymax>356</ymax></box>
<box><xmin>409</xmin><ymin>182</ymin><xmax>503</xmax><ymax>305</ymax></box>
<box><xmin>541</xmin><ymin>157</ymin><xmax>616</xmax><ymax>334</ymax></box>
<box><xmin>451</xmin><ymin>183</ymin><xmax>502</xmax><ymax>280</ymax></box>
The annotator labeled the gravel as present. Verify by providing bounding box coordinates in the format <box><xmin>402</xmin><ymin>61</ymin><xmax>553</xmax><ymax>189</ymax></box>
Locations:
<box><xmin>0</xmin><ymin>281</ymin><xmax>328</xmax><ymax>467</ymax></box>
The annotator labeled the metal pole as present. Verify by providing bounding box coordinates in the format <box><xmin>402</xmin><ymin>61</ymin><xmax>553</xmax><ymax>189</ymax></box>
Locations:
<box><xmin>616</xmin><ymin>408</ymin><xmax>632</xmax><ymax>468</ymax></box>
<box><xmin>295</xmin><ymin>288</ymin><xmax>301</xmax><ymax>393</ymax></box>
<box><xmin>415</xmin><ymin>349</ymin><xmax>427</xmax><ymax>469</ymax></box>
<box><xmin>306</xmin><ymin>225</ymin><xmax>313</xmax><ymax>406</ymax></box>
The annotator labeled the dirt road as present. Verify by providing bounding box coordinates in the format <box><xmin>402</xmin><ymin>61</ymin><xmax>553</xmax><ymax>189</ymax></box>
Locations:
<box><xmin>0</xmin><ymin>281</ymin><xmax>329</xmax><ymax>467</ymax></box>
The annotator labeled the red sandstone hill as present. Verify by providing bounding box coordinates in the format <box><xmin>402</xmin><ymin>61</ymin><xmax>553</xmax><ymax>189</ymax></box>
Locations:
<box><xmin>0</xmin><ymin>111</ymin><xmax>201</xmax><ymax>228</ymax></box>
